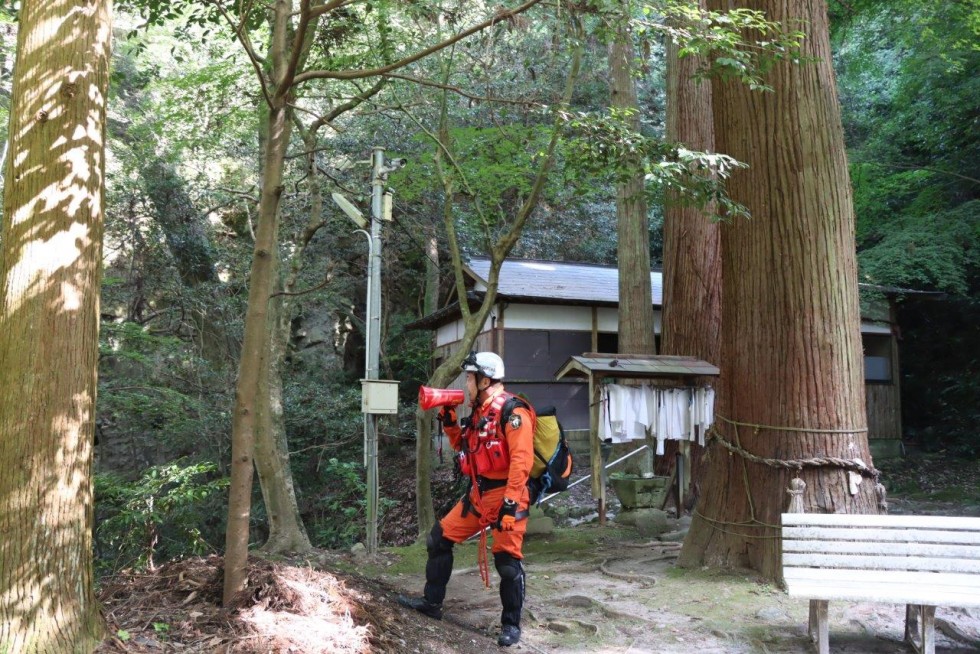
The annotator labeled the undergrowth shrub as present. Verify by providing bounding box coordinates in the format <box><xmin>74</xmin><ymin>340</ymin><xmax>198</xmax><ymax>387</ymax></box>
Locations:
<box><xmin>95</xmin><ymin>459</ymin><xmax>228</xmax><ymax>573</ymax></box>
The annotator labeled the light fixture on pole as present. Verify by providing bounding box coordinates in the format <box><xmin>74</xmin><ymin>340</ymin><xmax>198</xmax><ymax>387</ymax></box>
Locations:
<box><xmin>331</xmin><ymin>192</ymin><xmax>367</xmax><ymax>229</ymax></box>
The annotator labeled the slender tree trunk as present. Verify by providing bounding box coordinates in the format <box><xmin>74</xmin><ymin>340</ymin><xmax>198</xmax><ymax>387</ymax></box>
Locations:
<box><xmin>254</xmin><ymin>243</ymin><xmax>312</xmax><ymax>553</ymax></box>
<box><xmin>252</xmin><ymin>123</ymin><xmax>338</xmax><ymax>555</ymax></box>
<box><xmin>680</xmin><ymin>0</ymin><xmax>877</xmax><ymax>580</ymax></box>
<box><xmin>0</xmin><ymin>0</ymin><xmax>110</xmax><ymax>649</ymax></box>
<box><xmin>415</xmin><ymin>224</ymin><xmax>440</xmax><ymax>538</ymax></box>
<box><xmin>224</xmin><ymin>90</ymin><xmax>293</xmax><ymax>603</ymax></box>
<box><xmin>610</xmin><ymin>11</ymin><xmax>656</xmax><ymax>356</ymax></box>
<box><xmin>659</xmin><ymin>6</ymin><xmax>721</xmax><ymax>491</ymax></box>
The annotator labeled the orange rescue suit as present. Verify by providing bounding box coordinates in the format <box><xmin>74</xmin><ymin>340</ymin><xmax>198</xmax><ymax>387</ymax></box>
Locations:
<box><xmin>440</xmin><ymin>387</ymin><xmax>535</xmax><ymax>558</ymax></box>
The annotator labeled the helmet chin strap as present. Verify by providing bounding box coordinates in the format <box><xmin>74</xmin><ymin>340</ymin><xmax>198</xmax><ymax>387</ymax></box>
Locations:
<box><xmin>472</xmin><ymin>377</ymin><xmax>500</xmax><ymax>407</ymax></box>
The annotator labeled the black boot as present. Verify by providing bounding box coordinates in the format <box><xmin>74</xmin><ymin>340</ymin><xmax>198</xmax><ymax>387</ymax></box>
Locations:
<box><xmin>397</xmin><ymin>523</ymin><xmax>454</xmax><ymax>621</ymax></box>
<box><xmin>396</xmin><ymin>594</ymin><xmax>443</xmax><ymax>620</ymax></box>
<box><xmin>497</xmin><ymin>624</ymin><xmax>521</xmax><ymax>646</ymax></box>
<box><xmin>494</xmin><ymin>552</ymin><xmax>525</xmax><ymax>646</ymax></box>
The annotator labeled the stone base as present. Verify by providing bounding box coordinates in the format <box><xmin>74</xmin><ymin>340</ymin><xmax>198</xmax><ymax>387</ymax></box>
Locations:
<box><xmin>609</xmin><ymin>475</ymin><xmax>669</xmax><ymax>510</ymax></box>
<box><xmin>614</xmin><ymin>508</ymin><xmax>669</xmax><ymax>536</ymax></box>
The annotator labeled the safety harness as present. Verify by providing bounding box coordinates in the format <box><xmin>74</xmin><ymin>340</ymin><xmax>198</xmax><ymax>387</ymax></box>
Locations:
<box><xmin>460</xmin><ymin>391</ymin><xmax>530</xmax><ymax>587</ymax></box>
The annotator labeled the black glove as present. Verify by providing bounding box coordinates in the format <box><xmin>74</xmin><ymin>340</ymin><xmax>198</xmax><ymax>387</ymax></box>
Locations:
<box><xmin>438</xmin><ymin>406</ymin><xmax>457</xmax><ymax>427</ymax></box>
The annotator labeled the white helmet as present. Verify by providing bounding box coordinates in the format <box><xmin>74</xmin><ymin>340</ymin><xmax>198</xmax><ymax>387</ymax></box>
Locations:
<box><xmin>461</xmin><ymin>351</ymin><xmax>505</xmax><ymax>380</ymax></box>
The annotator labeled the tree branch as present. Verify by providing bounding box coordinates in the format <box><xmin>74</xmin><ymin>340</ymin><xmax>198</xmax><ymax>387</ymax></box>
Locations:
<box><xmin>293</xmin><ymin>0</ymin><xmax>547</xmax><ymax>84</ymax></box>
<box><xmin>211</xmin><ymin>0</ymin><xmax>271</xmax><ymax>106</ymax></box>
<box><xmin>855</xmin><ymin>160</ymin><xmax>980</xmax><ymax>186</ymax></box>
<box><xmin>318</xmin><ymin>77</ymin><xmax>388</xmax><ymax>129</ymax></box>
<box><xmin>383</xmin><ymin>72</ymin><xmax>545</xmax><ymax>107</ymax></box>
<box><xmin>307</xmin><ymin>0</ymin><xmax>354</xmax><ymax>20</ymax></box>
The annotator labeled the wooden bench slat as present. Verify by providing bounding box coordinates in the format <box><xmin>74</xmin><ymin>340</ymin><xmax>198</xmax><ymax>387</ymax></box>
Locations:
<box><xmin>783</xmin><ymin>568</ymin><xmax>980</xmax><ymax>606</ymax></box>
<box><xmin>784</xmin><ymin>567</ymin><xmax>979</xmax><ymax>589</ymax></box>
<box><xmin>782</xmin><ymin>514</ymin><xmax>980</xmax><ymax>531</ymax></box>
<box><xmin>784</xmin><ymin>552</ymin><xmax>980</xmax><ymax>573</ymax></box>
<box><xmin>783</xmin><ymin>525</ymin><xmax>980</xmax><ymax>546</ymax></box>
<box><xmin>785</xmin><ymin>566</ymin><xmax>980</xmax><ymax>605</ymax></box>
<box><xmin>785</xmin><ymin>576</ymin><xmax>980</xmax><ymax>607</ymax></box>
<box><xmin>783</xmin><ymin>539</ymin><xmax>980</xmax><ymax>559</ymax></box>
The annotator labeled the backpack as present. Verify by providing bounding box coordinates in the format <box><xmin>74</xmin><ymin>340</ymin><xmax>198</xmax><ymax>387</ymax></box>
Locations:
<box><xmin>502</xmin><ymin>398</ymin><xmax>574</xmax><ymax>504</ymax></box>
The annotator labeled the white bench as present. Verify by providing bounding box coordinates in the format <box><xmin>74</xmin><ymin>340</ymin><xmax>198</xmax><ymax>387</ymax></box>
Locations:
<box><xmin>781</xmin><ymin>513</ymin><xmax>980</xmax><ymax>654</ymax></box>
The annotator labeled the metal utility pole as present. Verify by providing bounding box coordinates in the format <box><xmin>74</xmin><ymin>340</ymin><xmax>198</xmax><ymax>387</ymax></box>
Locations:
<box><xmin>333</xmin><ymin>148</ymin><xmax>402</xmax><ymax>556</ymax></box>
<box><xmin>364</xmin><ymin>147</ymin><xmax>385</xmax><ymax>554</ymax></box>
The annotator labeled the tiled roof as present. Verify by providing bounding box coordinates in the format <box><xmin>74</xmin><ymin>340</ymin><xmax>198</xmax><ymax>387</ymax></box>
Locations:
<box><xmin>466</xmin><ymin>257</ymin><xmax>663</xmax><ymax>306</ymax></box>
<box><xmin>555</xmin><ymin>354</ymin><xmax>720</xmax><ymax>380</ymax></box>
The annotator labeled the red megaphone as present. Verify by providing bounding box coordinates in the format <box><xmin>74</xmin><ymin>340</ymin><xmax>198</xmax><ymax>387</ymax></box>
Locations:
<box><xmin>419</xmin><ymin>386</ymin><xmax>465</xmax><ymax>411</ymax></box>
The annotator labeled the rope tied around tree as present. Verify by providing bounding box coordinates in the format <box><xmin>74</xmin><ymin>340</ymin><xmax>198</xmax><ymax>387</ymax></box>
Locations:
<box><xmin>709</xmin><ymin>414</ymin><xmax>882</xmax><ymax>482</ymax></box>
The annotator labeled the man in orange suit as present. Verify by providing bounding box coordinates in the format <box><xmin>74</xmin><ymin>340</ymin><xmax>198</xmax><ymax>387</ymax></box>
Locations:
<box><xmin>399</xmin><ymin>351</ymin><xmax>535</xmax><ymax>647</ymax></box>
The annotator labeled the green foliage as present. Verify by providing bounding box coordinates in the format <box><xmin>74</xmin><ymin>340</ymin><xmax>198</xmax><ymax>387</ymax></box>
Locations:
<box><xmin>834</xmin><ymin>0</ymin><xmax>980</xmax><ymax>457</ymax></box>
<box><xmin>309</xmin><ymin>458</ymin><xmax>367</xmax><ymax>549</ymax></box>
<box><xmin>835</xmin><ymin>3</ymin><xmax>980</xmax><ymax>293</ymax></box>
<box><xmin>857</xmin><ymin>200</ymin><xmax>980</xmax><ymax>295</ymax></box>
<box><xmin>95</xmin><ymin>460</ymin><xmax>229</xmax><ymax>572</ymax></box>
<box><xmin>393</xmin><ymin>123</ymin><xmax>558</xmax><ymax>234</ymax></box>
<box><xmin>642</xmin><ymin>2</ymin><xmax>806</xmax><ymax>92</ymax></box>
<box><xmin>563</xmin><ymin>109</ymin><xmax>748</xmax><ymax>218</ymax></box>
<box><xmin>384</xmin><ymin>312</ymin><xmax>434</xmax><ymax>395</ymax></box>
<box><xmin>98</xmin><ymin>321</ymin><xmax>231</xmax><ymax>457</ymax></box>
<box><xmin>283</xmin><ymin>379</ymin><xmax>362</xmax><ymax>447</ymax></box>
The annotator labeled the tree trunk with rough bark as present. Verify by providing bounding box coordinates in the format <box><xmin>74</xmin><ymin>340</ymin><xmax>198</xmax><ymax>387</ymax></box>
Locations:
<box><xmin>610</xmin><ymin>14</ymin><xmax>656</xmax><ymax>356</ymax></box>
<box><xmin>680</xmin><ymin>0</ymin><xmax>878</xmax><ymax>581</ymax></box>
<box><xmin>0</xmin><ymin>0</ymin><xmax>110</xmax><ymax>649</ymax></box>
<box><xmin>659</xmin><ymin>6</ymin><xmax>721</xmax><ymax>491</ymax></box>
<box><xmin>415</xmin><ymin>225</ymin><xmax>440</xmax><ymax>538</ymax></box>
<box><xmin>222</xmin><ymin>0</ymin><xmax>302</xmax><ymax>585</ymax></box>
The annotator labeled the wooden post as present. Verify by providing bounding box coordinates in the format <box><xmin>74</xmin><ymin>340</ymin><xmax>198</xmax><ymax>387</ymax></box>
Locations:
<box><xmin>905</xmin><ymin>604</ymin><xmax>936</xmax><ymax>654</ymax></box>
<box><xmin>808</xmin><ymin>600</ymin><xmax>829</xmax><ymax>654</ymax></box>
<box><xmin>589</xmin><ymin>377</ymin><xmax>605</xmax><ymax>525</ymax></box>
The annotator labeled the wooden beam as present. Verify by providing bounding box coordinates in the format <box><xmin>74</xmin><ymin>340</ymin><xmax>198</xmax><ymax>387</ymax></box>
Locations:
<box><xmin>589</xmin><ymin>378</ymin><xmax>604</xmax><ymax>524</ymax></box>
<box><xmin>809</xmin><ymin>600</ymin><xmax>829</xmax><ymax>654</ymax></box>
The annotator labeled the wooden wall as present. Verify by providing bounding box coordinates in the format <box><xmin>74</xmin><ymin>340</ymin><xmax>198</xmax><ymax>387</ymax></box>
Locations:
<box><xmin>866</xmin><ymin>383</ymin><xmax>901</xmax><ymax>440</ymax></box>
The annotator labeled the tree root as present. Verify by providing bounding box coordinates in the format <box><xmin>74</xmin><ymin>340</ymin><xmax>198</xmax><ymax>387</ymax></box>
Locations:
<box><xmin>555</xmin><ymin>594</ymin><xmax>654</xmax><ymax>624</ymax></box>
<box><xmin>598</xmin><ymin>558</ymin><xmax>658</xmax><ymax>585</ymax></box>
<box><xmin>621</xmin><ymin>540</ymin><xmax>682</xmax><ymax>549</ymax></box>
<box><xmin>633</xmin><ymin>553</ymin><xmax>679</xmax><ymax>565</ymax></box>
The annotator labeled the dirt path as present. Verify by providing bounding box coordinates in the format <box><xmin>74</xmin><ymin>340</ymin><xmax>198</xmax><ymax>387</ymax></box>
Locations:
<box><xmin>93</xmin><ymin>454</ymin><xmax>980</xmax><ymax>653</ymax></box>
<box><xmin>376</xmin><ymin>518</ymin><xmax>980</xmax><ymax>653</ymax></box>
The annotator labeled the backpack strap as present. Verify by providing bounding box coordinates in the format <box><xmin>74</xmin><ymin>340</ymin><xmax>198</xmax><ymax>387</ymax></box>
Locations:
<box><xmin>501</xmin><ymin>396</ymin><xmax>557</xmax><ymax>466</ymax></box>
<box><xmin>492</xmin><ymin>393</ymin><xmax>533</xmax><ymax>427</ymax></box>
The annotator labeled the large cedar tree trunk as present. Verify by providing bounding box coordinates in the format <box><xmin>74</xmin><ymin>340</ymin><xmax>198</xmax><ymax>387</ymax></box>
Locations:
<box><xmin>680</xmin><ymin>0</ymin><xmax>878</xmax><ymax>580</ymax></box>
<box><xmin>609</xmin><ymin>9</ymin><xmax>655</xmax><ymax>474</ymax></box>
<box><xmin>610</xmin><ymin>14</ymin><xmax>656</xmax><ymax>356</ymax></box>
<box><xmin>0</xmin><ymin>0</ymin><xmax>110</xmax><ymax>649</ymax></box>
<box><xmin>658</xmin><ymin>8</ymin><xmax>721</xmax><ymax>490</ymax></box>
